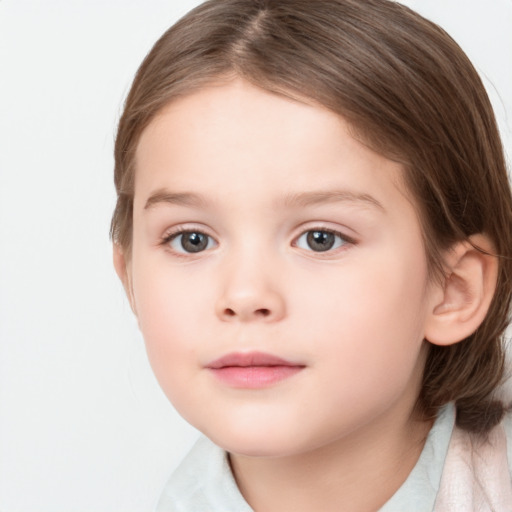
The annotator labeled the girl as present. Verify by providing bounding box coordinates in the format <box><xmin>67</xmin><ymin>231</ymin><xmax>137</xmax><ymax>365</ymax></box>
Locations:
<box><xmin>111</xmin><ymin>0</ymin><xmax>512</xmax><ymax>510</ymax></box>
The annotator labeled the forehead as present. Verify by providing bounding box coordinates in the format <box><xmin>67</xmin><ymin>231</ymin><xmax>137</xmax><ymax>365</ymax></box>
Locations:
<box><xmin>133</xmin><ymin>79</ymin><xmax>412</xmax><ymax>213</ymax></box>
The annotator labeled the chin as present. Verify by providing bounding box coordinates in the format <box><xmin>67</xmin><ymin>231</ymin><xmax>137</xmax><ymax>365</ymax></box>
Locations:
<box><xmin>203</xmin><ymin>423</ymin><xmax>303</xmax><ymax>458</ymax></box>
<box><xmin>219</xmin><ymin>439</ymin><xmax>297</xmax><ymax>458</ymax></box>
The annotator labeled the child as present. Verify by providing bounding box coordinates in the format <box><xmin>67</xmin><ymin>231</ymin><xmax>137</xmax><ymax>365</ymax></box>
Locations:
<box><xmin>111</xmin><ymin>0</ymin><xmax>512</xmax><ymax>510</ymax></box>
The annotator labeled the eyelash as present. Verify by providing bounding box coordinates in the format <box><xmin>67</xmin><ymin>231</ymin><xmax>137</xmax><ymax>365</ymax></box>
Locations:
<box><xmin>160</xmin><ymin>227</ymin><xmax>356</xmax><ymax>256</ymax></box>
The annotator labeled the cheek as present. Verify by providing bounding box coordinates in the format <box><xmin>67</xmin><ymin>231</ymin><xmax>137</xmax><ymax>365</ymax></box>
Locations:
<box><xmin>304</xmin><ymin>273</ymin><xmax>429</xmax><ymax>428</ymax></box>
<box><xmin>131</xmin><ymin>260</ymin><xmax>211</xmax><ymax>392</ymax></box>
<box><xmin>300</xmin><ymin>246</ymin><xmax>430</xmax><ymax>372</ymax></box>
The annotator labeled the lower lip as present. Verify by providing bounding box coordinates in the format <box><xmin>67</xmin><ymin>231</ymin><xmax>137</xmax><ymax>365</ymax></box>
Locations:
<box><xmin>208</xmin><ymin>365</ymin><xmax>304</xmax><ymax>388</ymax></box>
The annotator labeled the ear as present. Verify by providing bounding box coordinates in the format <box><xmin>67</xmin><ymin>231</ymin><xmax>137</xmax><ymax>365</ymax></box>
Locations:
<box><xmin>113</xmin><ymin>243</ymin><xmax>137</xmax><ymax>316</ymax></box>
<box><xmin>424</xmin><ymin>234</ymin><xmax>498</xmax><ymax>346</ymax></box>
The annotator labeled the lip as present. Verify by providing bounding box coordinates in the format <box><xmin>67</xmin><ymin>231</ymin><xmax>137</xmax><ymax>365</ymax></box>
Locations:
<box><xmin>205</xmin><ymin>351</ymin><xmax>305</xmax><ymax>389</ymax></box>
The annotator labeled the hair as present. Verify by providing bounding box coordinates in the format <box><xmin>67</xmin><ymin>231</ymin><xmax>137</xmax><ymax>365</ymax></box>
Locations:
<box><xmin>111</xmin><ymin>0</ymin><xmax>512</xmax><ymax>434</ymax></box>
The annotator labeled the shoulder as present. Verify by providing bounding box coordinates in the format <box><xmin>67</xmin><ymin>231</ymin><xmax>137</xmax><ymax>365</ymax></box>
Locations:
<box><xmin>434</xmin><ymin>410</ymin><xmax>512</xmax><ymax>511</ymax></box>
<box><xmin>505</xmin><ymin>412</ymin><xmax>512</xmax><ymax>474</ymax></box>
<box><xmin>155</xmin><ymin>436</ymin><xmax>252</xmax><ymax>512</ymax></box>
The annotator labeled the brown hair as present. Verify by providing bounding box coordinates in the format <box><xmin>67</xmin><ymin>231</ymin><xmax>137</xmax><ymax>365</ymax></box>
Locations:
<box><xmin>111</xmin><ymin>0</ymin><xmax>512</xmax><ymax>433</ymax></box>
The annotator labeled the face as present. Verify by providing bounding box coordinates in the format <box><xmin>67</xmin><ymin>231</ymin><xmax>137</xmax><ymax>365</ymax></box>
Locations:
<box><xmin>124</xmin><ymin>79</ymin><xmax>438</xmax><ymax>458</ymax></box>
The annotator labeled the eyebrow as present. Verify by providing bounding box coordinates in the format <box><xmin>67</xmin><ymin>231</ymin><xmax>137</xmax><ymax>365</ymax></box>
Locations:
<box><xmin>144</xmin><ymin>188</ymin><xmax>385</xmax><ymax>212</ymax></box>
<box><xmin>283</xmin><ymin>190</ymin><xmax>385</xmax><ymax>212</ymax></box>
<box><xmin>144</xmin><ymin>190</ymin><xmax>209</xmax><ymax>210</ymax></box>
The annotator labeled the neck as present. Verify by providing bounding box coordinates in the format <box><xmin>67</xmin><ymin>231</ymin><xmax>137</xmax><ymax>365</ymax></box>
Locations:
<box><xmin>229</xmin><ymin>403</ymin><xmax>433</xmax><ymax>512</ymax></box>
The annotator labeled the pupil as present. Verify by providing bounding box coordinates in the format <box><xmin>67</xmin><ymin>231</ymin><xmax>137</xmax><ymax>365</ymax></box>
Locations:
<box><xmin>182</xmin><ymin>232</ymin><xmax>208</xmax><ymax>253</ymax></box>
<box><xmin>307</xmin><ymin>231</ymin><xmax>335</xmax><ymax>252</ymax></box>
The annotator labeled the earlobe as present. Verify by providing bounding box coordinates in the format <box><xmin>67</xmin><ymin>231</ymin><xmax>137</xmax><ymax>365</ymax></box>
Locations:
<box><xmin>424</xmin><ymin>234</ymin><xmax>498</xmax><ymax>346</ymax></box>
<box><xmin>113</xmin><ymin>243</ymin><xmax>137</xmax><ymax>315</ymax></box>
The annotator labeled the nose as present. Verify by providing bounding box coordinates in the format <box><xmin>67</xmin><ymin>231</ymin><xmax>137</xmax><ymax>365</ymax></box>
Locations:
<box><xmin>215</xmin><ymin>256</ymin><xmax>286</xmax><ymax>323</ymax></box>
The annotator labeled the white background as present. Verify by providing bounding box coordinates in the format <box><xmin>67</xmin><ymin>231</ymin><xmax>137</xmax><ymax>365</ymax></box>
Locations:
<box><xmin>0</xmin><ymin>1</ymin><xmax>511</xmax><ymax>511</ymax></box>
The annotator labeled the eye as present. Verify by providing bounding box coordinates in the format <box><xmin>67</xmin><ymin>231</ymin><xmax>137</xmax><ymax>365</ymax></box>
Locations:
<box><xmin>167</xmin><ymin>230</ymin><xmax>216</xmax><ymax>254</ymax></box>
<box><xmin>295</xmin><ymin>229</ymin><xmax>348</xmax><ymax>252</ymax></box>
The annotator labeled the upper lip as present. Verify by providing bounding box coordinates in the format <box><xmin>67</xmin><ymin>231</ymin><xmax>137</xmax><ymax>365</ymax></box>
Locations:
<box><xmin>206</xmin><ymin>351</ymin><xmax>304</xmax><ymax>369</ymax></box>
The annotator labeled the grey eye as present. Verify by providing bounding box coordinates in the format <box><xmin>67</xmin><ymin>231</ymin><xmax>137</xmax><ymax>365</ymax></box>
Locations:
<box><xmin>296</xmin><ymin>230</ymin><xmax>346</xmax><ymax>252</ymax></box>
<box><xmin>169</xmin><ymin>231</ymin><xmax>215</xmax><ymax>253</ymax></box>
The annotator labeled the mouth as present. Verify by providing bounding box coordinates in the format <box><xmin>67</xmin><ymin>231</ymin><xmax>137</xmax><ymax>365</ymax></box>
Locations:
<box><xmin>205</xmin><ymin>351</ymin><xmax>305</xmax><ymax>389</ymax></box>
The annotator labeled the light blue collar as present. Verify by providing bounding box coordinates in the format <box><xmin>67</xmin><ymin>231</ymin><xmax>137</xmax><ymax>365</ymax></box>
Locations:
<box><xmin>156</xmin><ymin>404</ymin><xmax>455</xmax><ymax>512</ymax></box>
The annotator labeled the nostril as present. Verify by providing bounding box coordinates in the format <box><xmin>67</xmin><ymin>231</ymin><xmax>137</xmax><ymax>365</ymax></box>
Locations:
<box><xmin>220</xmin><ymin>306</ymin><xmax>275</xmax><ymax>320</ymax></box>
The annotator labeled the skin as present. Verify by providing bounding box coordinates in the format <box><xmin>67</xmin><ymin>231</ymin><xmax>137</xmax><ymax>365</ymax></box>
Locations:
<box><xmin>115</xmin><ymin>79</ymin><xmax>495</xmax><ymax>511</ymax></box>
